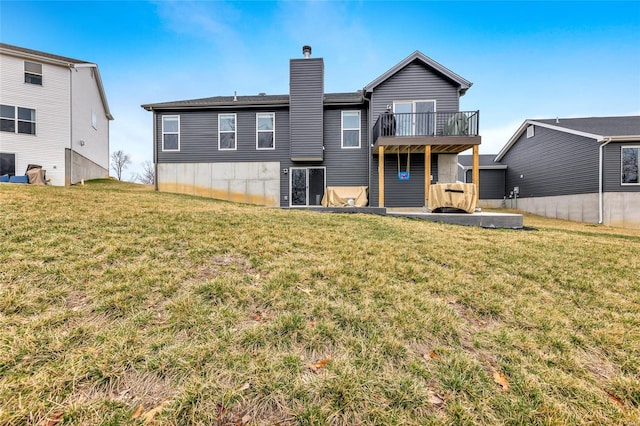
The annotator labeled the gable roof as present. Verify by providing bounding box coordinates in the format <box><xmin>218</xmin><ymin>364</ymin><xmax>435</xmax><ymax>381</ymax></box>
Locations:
<box><xmin>363</xmin><ymin>50</ymin><xmax>472</xmax><ymax>95</ymax></box>
<box><xmin>0</xmin><ymin>43</ymin><xmax>113</xmax><ymax>120</ymax></box>
<box><xmin>496</xmin><ymin>115</ymin><xmax>640</xmax><ymax>161</ymax></box>
<box><xmin>141</xmin><ymin>91</ymin><xmax>364</xmax><ymax>111</ymax></box>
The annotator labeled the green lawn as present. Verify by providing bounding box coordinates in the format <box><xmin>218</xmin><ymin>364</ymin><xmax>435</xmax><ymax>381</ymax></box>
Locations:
<box><xmin>1</xmin><ymin>180</ymin><xmax>638</xmax><ymax>425</ymax></box>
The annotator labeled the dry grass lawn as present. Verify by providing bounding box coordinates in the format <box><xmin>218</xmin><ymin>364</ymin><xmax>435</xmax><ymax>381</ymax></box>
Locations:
<box><xmin>1</xmin><ymin>180</ymin><xmax>639</xmax><ymax>425</ymax></box>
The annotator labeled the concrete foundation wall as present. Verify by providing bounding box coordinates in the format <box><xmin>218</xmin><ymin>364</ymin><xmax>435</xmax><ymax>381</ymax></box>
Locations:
<box><xmin>158</xmin><ymin>162</ymin><xmax>281</xmax><ymax>207</ymax></box>
<box><xmin>437</xmin><ymin>154</ymin><xmax>458</xmax><ymax>183</ymax></box>
<box><xmin>505</xmin><ymin>192</ymin><xmax>640</xmax><ymax>229</ymax></box>
<box><xmin>478</xmin><ymin>199</ymin><xmax>506</xmax><ymax>209</ymax></box>
<box><xmin>65</xmin><ymin>149</ymin><xmax>109</xmax><ymax>185</ymax></box>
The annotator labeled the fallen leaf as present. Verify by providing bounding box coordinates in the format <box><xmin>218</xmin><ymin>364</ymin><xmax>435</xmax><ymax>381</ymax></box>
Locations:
<box><xmin>43</xmin><ymin>411</ymin><xmax>63</xmax><ymax>426</ymax></box>
<box><xmin>428</xmin><ymin>350</ymin><xmax>440</xmax><ymax>359</ymax></box>
<box><xmin>216</xmin><ymin>402</ymin><xmax>226</xmax><ymax>419</ymax></box>
<box><xmin>606</xmin><ymin>391</ymin><xmax>624</xmax><ymax>408</ymax></box>
<box><xmin>308</xmin><ymin>356</ymin><xmax>331</xmax><ymax>373</ymax></box>
<box><xmin>492</xmin><ymin>370</ymin><xmax>510</xmax><ymax>391</ymax></box>
<box><xmin>427</xmin><ymin>390</ymin><xmax>445</xmax><ymax>406</ymax></box>
<box><xmin>130</xmin><ymin>404</ymin><xmax>144</xmax><ymax>419</ymax></box>
<box><xmin>141</xmin><ymin>400</ymin><xmax>170</xmax><ymax>424</ymax></box>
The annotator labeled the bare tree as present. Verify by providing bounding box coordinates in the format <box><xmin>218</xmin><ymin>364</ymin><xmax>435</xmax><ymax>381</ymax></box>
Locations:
<box><xmin>110</xmin><ymin>150</ymin><xmax>131</xmax><ymax>180</ymax></box>
<box><xmin>135</xmin><ymin>160</ymin><xmax>155</xmax><ymax>185</ymax></box>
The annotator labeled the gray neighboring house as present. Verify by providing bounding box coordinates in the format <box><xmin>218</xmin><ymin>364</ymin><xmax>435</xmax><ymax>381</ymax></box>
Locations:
<box><xmin>141</xmin><ymin>47</ymin><xmax>482</xmax><ymax>208</ymax></box>
<box><xmin>495</xmin><ymin>116</ymin><xmax>640</xmax><ymax>229</ymax></box>
<box><xmin>457</xmin><ymin>154</ymin><xmax>507</xmax><ymax>207</ymax></box>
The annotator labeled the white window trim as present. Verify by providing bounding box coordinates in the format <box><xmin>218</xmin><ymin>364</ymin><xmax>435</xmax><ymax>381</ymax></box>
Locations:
<box><xmin>218</xmin><ymin>113</ymin><xmax>237</xmax><ymax>151</ymax></box>
<box><xmin>256</xmin><ymin>112</ymin><xmax>276</xmax><ymax>150</ymax></box>
<box><xmin>1</xmin><ymin>104</ymin><xmax>36</xmax><ymax>135</ymax></box>
<box><xmin>161</xmin><ymin>115</ymin><xmax>180</xmax><ymax>152</ymax></box>
<box><xmin>526</xmin><ymin>125</ymin><xmax>535</xmax><ymax>138</ymax></box>
<box><xmin>288</xmin><ymin>166</ymin><xmax>327</xmax><ymax>207</ymax></box>
<box><xmin>24</xmin><ymin>61</ymin><xmax>43</xmax><ymax>86</ymax></box>
<box><xmin>341</xmin><ymin>110</ymin><xmax>361</xmax><ymax>149</ymax></box>
<box><xmin>621</xmin><ymin>145</ymin><xmax>640</xmax><ymax>185</ymax></box>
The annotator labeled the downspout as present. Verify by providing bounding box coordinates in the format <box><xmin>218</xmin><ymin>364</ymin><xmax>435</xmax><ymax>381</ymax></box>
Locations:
<box><xmin>362</xmin><ymin>89</ymin><xmax>371</xmax><ymax>205</ymax></box>
<box><xmin>598</xmin><ymin>137</ymin><xmax>613</xmax><ymax>224</ymax></box>
<box><xmin>153</xmin><ymin>111</ymin><xmax>158</xmax><ymax>191</ymax></box>
<box><xmin>69</xmin><ymin>64</ymin><xmax>74</xmax><ymax>185</ymax></box>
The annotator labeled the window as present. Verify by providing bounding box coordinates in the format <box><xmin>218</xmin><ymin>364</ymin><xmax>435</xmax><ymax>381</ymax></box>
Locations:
<box><xmin>622</xmin><ymin>146</ymin><xmax>639</xmax><ymax>185</ymax></box>
<box><xmin>526</xmin><ymin>125</ymin><xmax>535</xmax><ymax>138</ymax></box>
<box><xmin>92</xmin><ymin>110</ymin><xmax>98</xmax><ymax>130</ymax></box>
<box><xmin>0</xmin><ymin>104</ymin><xmax>36</xmax><ymax>135</ymax></box>
<box><xmin>256</xmin><ymin>112</ymin><xmax>275</xmax><ymax>149</ymax></box>
<box><xmin>219</xmin><ymin>113</ymin><xmax>236</xmax><ymax>150</ymax></box>
<box><xmin>162</xmin><ymin>115</ymin><xmax>180</xmax><ymax>151</ymax></box>
<box><xmin>341</xmin><ymin>111</ymin><xmax>360</xmax><ymax>148</ymax></box>
<box><xmin>24</xmin><ymin>61</ymin><xmax>42</xmax><ymax>85</ymax></box>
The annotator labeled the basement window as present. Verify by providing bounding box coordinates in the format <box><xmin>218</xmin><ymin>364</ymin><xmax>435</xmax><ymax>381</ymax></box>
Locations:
<box><xmin>24</xmin><ymin>61</ymin><xmax>43</xmax><ymax>85</ymax></box>
<box><xmin>622</xmin><ymin>146</ymin><xmax>639</xmax><ymax>185</ymax></box>
<box><xmin>526</xmin><ymin>125</ymin><xmax>534</xmax><ymax>138</ymax></box>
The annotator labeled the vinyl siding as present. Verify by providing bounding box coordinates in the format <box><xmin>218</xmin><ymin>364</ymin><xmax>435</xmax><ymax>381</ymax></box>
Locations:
<box><xmin>502</xmin><ymin>125</ymin><xmax>599</xmax><ymax>197</ymax></box>
<box><xmin>0</xmin><ymin>53</ymin><xmax>70</xmax><ymax>185</ymax></box>
<box><xmin>465</xmin><ymin>169</ymin><xmax>506</xmax><ymax>199</ymax></box>
<box><xmin>370</xmin><ymin>154</ymin><xmax>439</xmax><ymax>207</ymax></box>
<box><xmin>369</xmin><ymin>61</ymin><xmax>460</xmax><ymax>139</ymax></box>
<box><xmin>71</xmin><ymin>66</ymin><xmax>109</xmax><ymax>171</ymax></box>
<box><xmin>603</xmin><ymin>142</ymin><xmax>640</xmax><ymax>192</ymax></box>
<box><xmin>289</xmin><ymin>58</ymin><xmax>324</xmax><ymax>160</ymax></box>
<box><xmin>155</xmin><ymin>108</ymin><xmax>290</xmax><ymax>164</ymax></box>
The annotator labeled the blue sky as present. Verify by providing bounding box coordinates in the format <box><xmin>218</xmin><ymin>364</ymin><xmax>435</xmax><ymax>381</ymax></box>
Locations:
<box><xmin>2</xmin><ymin>0</ymin><xmax>639</xmax><ymax>180</ymax></box>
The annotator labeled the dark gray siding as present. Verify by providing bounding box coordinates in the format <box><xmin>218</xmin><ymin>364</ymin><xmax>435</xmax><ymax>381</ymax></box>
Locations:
<box><xmin>370</xmin><ymin>154</ymin><xmax>439</xmax><ymax>207</ymax></box>
<box><xmin>155</xmin><ymin>109</ymin><xmax>289</xmax><ymax>163</ymax></box>
<box><xmin>501</xmin><ymin>125</ymin><xmax>599</xmax><ymax>197</ymax></box>
<box><xmin>603</xmin><ymin>142</ymin><xmax>640</xmax><ymax>192</ymax></box>
<box><xmin>279</xmin><ymin>107</ymin><xmax>369</xmax><ymax>207</ymax></box>
<box><xmin>369</xmin><ymin>61</ymin><xmax>461</xmax><ymax>141</ymax></box>
<box><xmin>290</xmin><ymin>58</ymin><xmax>324</xmax><ymax>160</ymax></box>
<box><xmin>465</xmin><ymin>169</ymin><xmax>506</xmax><ymax>199</ymax></box>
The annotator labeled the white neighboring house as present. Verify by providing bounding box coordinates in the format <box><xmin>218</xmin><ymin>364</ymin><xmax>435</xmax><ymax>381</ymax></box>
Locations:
<box><xmin>0</xmin><ymin>43</ymin><xmax>113</xmax><ymax>186</ymax></box>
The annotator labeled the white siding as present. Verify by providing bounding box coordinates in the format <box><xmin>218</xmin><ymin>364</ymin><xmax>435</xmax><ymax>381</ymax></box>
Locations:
<box><xmin>0</xmin><ymin>53</ymin><xmax>70</xmax><ymax>185</ymax></box>
<box><xmin>71</xmin><ymin>66</ymin><xmax>109</xmax><ymax>173</ymax></box>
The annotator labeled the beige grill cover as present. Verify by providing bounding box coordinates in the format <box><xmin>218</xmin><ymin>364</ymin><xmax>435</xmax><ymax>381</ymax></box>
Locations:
<box><xmin>26</xmin><ymin>167</ymin><xmax>46</xmax><ymax>185</ymax></box>
<box><xmin>428</xmin><ymin>183</ymin><xmax>477</xmax><ymax>213</ymax></box>
<box><xmin>321</xmin><ymin>186</ymin><xmax>368</xmax><ymax>207</ymax></box>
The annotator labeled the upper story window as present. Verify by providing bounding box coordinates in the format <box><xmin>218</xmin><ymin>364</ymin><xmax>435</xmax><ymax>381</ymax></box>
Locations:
<box><xmin>622</xmin><ymin>146</ymin><xmax>639</xmax><ymax>185</ymax></box>
<box><xmin>256</xmin><ymin>112</ymin><xmax>275</xmax><ymax>150</ymax></box>
<box><xmin>219</xmin><ymin>113</ymin><xmax>236</xmax><ymax>150</ymax></box>
<box><xmin>341</xmin><ymin>110</ymin><xmax>361</xmax><ymax>148</ymax></box>
<box><xmin>24</xmin><ymin>61</ymin><xmax>43</xmax><ymax>85</ymax></box>
<box><xmin>526</xmin><ymin>125</ymin><xmax>535</xmax><ymax>138</ymax></box>
<box><xmin>1</xmin><ymin>104</ymin><xmax>36</xmax><ymax>135</ymax></box>
<box><xmin>162</xmin><ymin>115</ymin><xmax>180</xmax><ymax>151</ymax></box>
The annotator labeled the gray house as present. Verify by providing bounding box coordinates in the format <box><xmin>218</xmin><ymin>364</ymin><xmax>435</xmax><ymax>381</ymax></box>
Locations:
<box><xmin>495</xmin><ymin>116</ymin><xmax>640</xmax><ymax>228</ymax></box>
<box><xmin>457</xmin><ymin>154</ymin><xmax>507</xmax><ymax>207</ymax></box>
<box><xmin>142</xmin><ymin>47</ymin><xmax>481</xmax><ymax>208</ymax></box>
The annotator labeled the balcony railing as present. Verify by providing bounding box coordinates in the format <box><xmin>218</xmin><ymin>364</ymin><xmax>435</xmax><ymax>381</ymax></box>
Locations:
<box><xmin>373</xmin><ymin>110</ymin><xmax>480</xmax><ymax>141</ymax></box>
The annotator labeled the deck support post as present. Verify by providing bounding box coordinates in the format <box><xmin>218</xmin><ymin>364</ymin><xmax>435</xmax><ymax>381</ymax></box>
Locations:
<box><xmin>472</xmin><ymin>144</ymin><xmax>480</xmax><ymax>207</ymax></box>
<box><xmin>424</xmin><ymin>145</ymin><xmax>431</xmax><ymax>208</ymax></box>
<box><xmin>378</xmin><ymin>146</ymin><xmax>385</xmax><ymax>207</ymax></box>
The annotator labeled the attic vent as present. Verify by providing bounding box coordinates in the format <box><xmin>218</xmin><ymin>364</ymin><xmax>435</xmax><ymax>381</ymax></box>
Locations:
<box><xmin>526</xmin><ymin>125</ymin><xmax>534</xmax><ymax>138</ymax></box>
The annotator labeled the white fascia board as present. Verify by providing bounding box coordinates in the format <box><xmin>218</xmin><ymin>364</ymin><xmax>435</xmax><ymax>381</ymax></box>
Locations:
<box><xmin>71</xmin><ymin>63</ymin><xmax>113</xmax><ymax>121</ymax></box>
